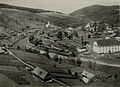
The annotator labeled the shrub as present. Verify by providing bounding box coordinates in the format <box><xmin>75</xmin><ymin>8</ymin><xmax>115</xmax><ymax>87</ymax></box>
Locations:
<box><xmin>54</xmin><ymin>63</ymin><xmax>56</xmax><ymax>68</ymax></box>
<box><xmin>76</xmin><ymin>59</ymin><xmax>82</xmax><ymax>67</ymax></box>
<box><xmin>17</xmin><ymin>46</ymin><xmax>20</xmax><ymax>49</ymax></box>
<box><xmin>29</xmin><ymin>35</ymin><xmax>35</xmax><ymax>43</ymax></box>
<box><xmin>113</xmin><ymin>73</ymin><xmax>120</xmax><ymax>82</ymax></box>
<box><xmin>88</xmin><ymin>61</ymin><xmax>96</xmax><ymax>70</ymax></box>
<box><xmin>69</xmin><ymin>59</ymin><xmax>76</xmax><ymax>65</ymax></box>
<box><xmin>59</xmin><ymin>57</ymin><xmax>62</xmax><ymax>64</ymax></box>
<box><xmin>68</xmin><ymin>69</ymin><xmax>72</xmax><ymax>75</ymax></box>
<box><xmin>53</xmin><ymin>55</ymin><xmax>59</xmax><ymax>62</ymax></box>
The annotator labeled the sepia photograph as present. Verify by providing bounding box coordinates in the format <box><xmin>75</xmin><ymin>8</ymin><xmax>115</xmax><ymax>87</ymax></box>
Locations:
<box><xmin>0</xmin><ymin>0</ymin><xmax>119</xmax><ymax>86</ymax></box>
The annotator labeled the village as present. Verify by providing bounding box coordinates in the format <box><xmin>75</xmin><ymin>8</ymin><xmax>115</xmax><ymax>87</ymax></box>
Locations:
<box><xmin>0</xmin><ymin>19</ymin><xmax>120</xmax><ymax>86</ymax></box>
<box><xmin>0</xmin><ymin>1</ymin><xmax>119</xmax><ymax>86</ymax></box>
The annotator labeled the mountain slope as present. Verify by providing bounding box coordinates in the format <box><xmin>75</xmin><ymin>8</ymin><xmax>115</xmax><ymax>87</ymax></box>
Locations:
<box><xmin>70</xmin><ymin>5</ymin><xmax>120</xmax><ymax>25</ymax></box>
<box><xmin>40</xmin><ymin>12</ymin><xmax>82</xmax><ymax>27</ymax></box>
<box><xmin>0</xmin><ymin>3</ymin><xmax>82</xmax><ymax>32</ymax></box>
<box><xmin>0</xmin><ymin>8</ymin><xmax>48</xmax><ymax>31</ymax></box>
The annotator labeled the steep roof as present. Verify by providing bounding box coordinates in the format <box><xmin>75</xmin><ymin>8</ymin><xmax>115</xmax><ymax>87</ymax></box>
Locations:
<box><xmin>96</xmin><ymin>38</ymin><xmax>120</xmax><ymax>46</ymax></box>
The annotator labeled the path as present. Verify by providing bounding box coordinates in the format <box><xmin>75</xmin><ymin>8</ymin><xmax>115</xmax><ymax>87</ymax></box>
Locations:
<box><xmin>7</xmin><ymin>49</ymin><xmax>35</xmax><ymax>69</ymax></box>
<box><xmin>79</xmin><ymin>57</ymin><xmax>120</xmax><ymax>68</ymax></box>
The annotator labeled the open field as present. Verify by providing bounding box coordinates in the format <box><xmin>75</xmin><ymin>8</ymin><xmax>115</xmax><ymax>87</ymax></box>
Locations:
<box><xmin>11</xmin><ymin>49</ymin><xmax>73</xmax><ymax>73</ymax></box>
<box><xmin>0</xmin><ymin>70</ymin><xmax>30</xmax><ymax>85</ymax></box>
<box><xmin>97</xmin><ymin>64</ymin><xmax>120</xmax><ymax>74</ymax></box>
<box><xmin>79</xmin><ymin>52</ymin><xmax>120</xmax><ymax>65</ymax></box>
<box><xmin>0</xmin><ymin>73</ymin><xmax>18</xmax><ymax>87</ymax></box>
<box><xmin>96</xmin><ymin>57</ymin><xmax>120</xmax><ymax>65</ymax></box>
<box><xmin>11</xmin><ymin>49</ymin><xmax>55</xmax><ymax>65</ymax></box>
<box><xmin>0</xmin><ymin>65</ymin><xmax>19</xmax><ymax>72</ymax></box>
<box><xmin>0</xmin><ymin>65</ymin><xmax>30</xmax><ymax>85</ymax></box>
<box><xmin>0</xmin><ymin>54</ymin><xmax>25</xmax><ymax>67</ymax></box>
<box><xmin>0</xmin><ymin>54</ymin><xmax>30</xmax><ymax>85</ymax></box>
<box><xmin>96</xmin><ymin>53</ymin><xmax>120</xmax><ymax>65</ymax></box>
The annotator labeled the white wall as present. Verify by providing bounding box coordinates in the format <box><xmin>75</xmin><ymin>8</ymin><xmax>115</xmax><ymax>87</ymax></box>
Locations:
<box><xmin>93</xmin><ymin>41</ymin><xmax>120</xmax><ymax>53</ymax></box>
<box><xmin>93</xmin><ymin>45</ymin><xmax>120</xmax><ymax>53</ymax></box>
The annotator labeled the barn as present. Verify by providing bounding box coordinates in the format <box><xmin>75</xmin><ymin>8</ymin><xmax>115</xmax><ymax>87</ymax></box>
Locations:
<box><xmin>32</xmin><ymin>67</ymin><xmax>52</xmax><ymax>82</ymax></box>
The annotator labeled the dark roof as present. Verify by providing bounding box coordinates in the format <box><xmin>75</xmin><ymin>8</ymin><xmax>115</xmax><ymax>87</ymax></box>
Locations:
<box><xmin>96</xmin><ymin>38</ymin><xmax>120</xmax><ymax>46</ymax></box>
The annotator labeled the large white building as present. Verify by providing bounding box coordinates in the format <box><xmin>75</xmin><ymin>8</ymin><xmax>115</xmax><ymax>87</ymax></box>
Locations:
<box><xmin>93</xmin><ymin>38</ymin><xmax>120</xmax><ymax>53</ymax></box>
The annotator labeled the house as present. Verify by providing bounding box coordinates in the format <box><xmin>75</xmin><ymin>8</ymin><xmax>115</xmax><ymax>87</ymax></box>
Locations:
<box><xmin>93</xmin><ymin>38</ymin><xmax>120</xmax><ymax>53</ymax></box>
<box><xmin>32</xmin><ymin>67</ymin><xmax>52</xmax><ymax>82</ymax></box>
<box><xmin>45</xmin><ymin>21</ymin><xmax>51</xmax><ymax>28</ymax></box>
<box><xmin>85</xmin><ymin>23</ymin><xmax>91</xmax><ymax>30</ymax></box>
<box><xmin>77</xmin><ymin>48</ymin><xmax>87</xmax><ymax>53</ymax></box>
<box><xmin>49</xmin><ymin>52</ymin><xmax>56</xmax><ymax>58</ymax></box>
<box><xmin>58</xmin><ymin>54</ymin><xmax>67</xmax><ymax>59</ymax></box>
<box><xmin>0</xmin><ymin>47</ymin><xmax>5</xmax><ymax>54</ymax></box>
<box><xmin>81</xmin><ymin>71</ymin><xmax>95</xmax><ymax>84</ymax></box>
<box><xmin>85</xmin><ymin>22</ymin><xmax>98</xmax><ymax>32</ymax></box>
<box><xmin>68</xmin><ymin>27</ymin><xmax>74</xmax><ymax>31</ymax></box>
<box><xmin>45</xmin><ymin>21</ymin><xmax>53</xmax><ymax>28</ymax></box>
<box><xmin>115</xmin><ymin>37</ymin><xmax>120</xmax><ymax>41</ymax></box>
<box><xmin>39</xmin><ymin>50</ymin><xmax>46</xmax><ymax>54</ymax></box>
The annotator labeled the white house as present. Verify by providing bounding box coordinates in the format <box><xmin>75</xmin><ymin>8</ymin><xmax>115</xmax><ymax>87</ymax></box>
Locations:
<box><xmin>85</xmin><ymin>22</ymin><xmax>98</xmax><ymax>31</ymax></box>
<box><xmin>0</xmin><ymin>47</ymin><xmax>5</xmax><ymax>54</ymax></box>
<box><xmin>85</xmin><ymin>23</ymin><xmax>91</xmax><ymax>29</ymax></box>
<box><xmin>45</xmin><ymin>21</ymin><xmax>54</xmax><ymax>28</ymax></box>
<box><xmin>68</xmin><ymin>27</ymin><xmax>74</xmax><ymax>31</ymax></box>
<box><xmin>39</xmin><ymin>50</ymin><xmax>46</xmax><ymax>54</ymax></box>
<box><xmin>93</xmin><ymin>38</ymin><xmax>120</xmax><ymax>53</ymax></box>
<box><xmin>45</xmin><ymin>21</ymin><xmax>51</xmax><ymax>28</ymax></box>
<box><xmin>77</xmin><ymin>48</ymin><xmax>87</xmax><ymax>53</ymax></box>
<box><xmin>49</xmin><ymin>52</ymin><xmax>56</xmax><ymax>58</ymax></box>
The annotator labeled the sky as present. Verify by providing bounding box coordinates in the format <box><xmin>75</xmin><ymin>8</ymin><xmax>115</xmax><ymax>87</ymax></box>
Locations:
<box><xmin>0</xmin><ymin>0</ymin><xmax>119</xmax><ymax>13</ymax></box>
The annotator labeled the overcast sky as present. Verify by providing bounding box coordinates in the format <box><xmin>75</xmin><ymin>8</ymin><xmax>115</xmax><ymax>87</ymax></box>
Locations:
<box><xmin>0</xmin><ymin>0</ymin><xmax>119</xmax><ymax>13</ymax></box>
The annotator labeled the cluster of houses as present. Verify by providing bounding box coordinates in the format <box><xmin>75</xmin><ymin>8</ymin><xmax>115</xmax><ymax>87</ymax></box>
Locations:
<box><xmin>81</xmin><ymin>21</ymin><xmax>120</xmax><ymax>54</ymax></box>
<box><xmin>84</xmin><ymin>21</ymin><xmax>117</xmax><ymax>32</ymax></box>
<box><xmin>28</xmin><ymin>21</ymin><xmax>120</xmax><ymax>55</ymax></box>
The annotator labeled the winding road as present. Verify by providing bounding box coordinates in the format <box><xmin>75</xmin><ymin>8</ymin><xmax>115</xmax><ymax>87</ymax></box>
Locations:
<box><xmin>78</xmin><ymin>57</ymin><xmax>120</xmax><ymax>68</ymax></box>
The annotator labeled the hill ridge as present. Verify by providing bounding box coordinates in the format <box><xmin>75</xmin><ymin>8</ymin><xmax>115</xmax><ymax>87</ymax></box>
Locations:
<box><xmin>70</xmin><ymin>4</ymin><xmax>119</xmax><ymax>25</ymax></box>
<box><xmin>0</xmin><ymin>3</ymin><xmax>63</xmax><ymax>14</ymax></box>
